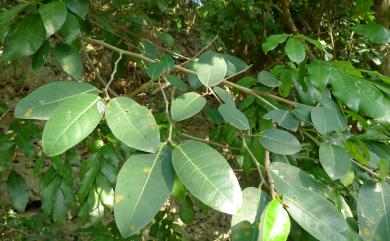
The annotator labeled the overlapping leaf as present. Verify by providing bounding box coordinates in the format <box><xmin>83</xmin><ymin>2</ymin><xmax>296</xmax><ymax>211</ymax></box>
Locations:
<box><xmin>218</xmin><ymin>104</ymin><xmax>249</xmax><ymax>130</ymax></box>
<box><xmin>171</xmin><ymin>92</ymin><xmax>206</xmax><ymax>121</ymax></box>
<box><xmin>196</xmin><ymin>51</ymin><xmax>227</xmax><ymax>87</ymax></box>
<box><xmin>39</xmin><ymin>1</ymin><xmax>67</xmax><ymax>36</ymax></box>
<box><xmin>259</xmin><ymin>129</ymin><xmax>301</xmax><ymax>155</ymax></box>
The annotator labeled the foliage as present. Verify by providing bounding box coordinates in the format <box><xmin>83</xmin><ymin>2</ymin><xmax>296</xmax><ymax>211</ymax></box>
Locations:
<box><xmin>0</xmin><ymin>0</ymin><xmax>390</xmax><ymax>240</ymax></box>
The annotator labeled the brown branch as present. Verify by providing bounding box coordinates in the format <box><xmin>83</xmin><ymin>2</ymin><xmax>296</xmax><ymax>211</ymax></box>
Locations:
<box><xmin>279</xmin><ymin>0</ymin><xmax>299</xmax><ymax>34</ymax></box>
<box><xmin>264</xmin><ymin>150</ymin><xmax>276</xmax><ymax>199</ymax></box>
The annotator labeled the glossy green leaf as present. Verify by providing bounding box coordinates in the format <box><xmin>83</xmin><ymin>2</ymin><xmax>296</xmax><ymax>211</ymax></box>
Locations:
<box><xmin>15</xmin><ymin>81</ymin><xmax>98</xmax><ymax>120</ymax></box>
<box><xmin>259</xmin><ymin>199</ymin><xmax>290</xmax><ymax>241</ymax></box>
<box><xmin>2</xmin><ymin>14</ymin><xmax>46</xmax><ymax>61</ymax></box>
<box><xmin>42</xmin><ymin>93</ymin><xmax>104</xmax><ymax>156</ymax></box>
<box><xmin>319</xmin><ymin>143</ymin><xmax>351</xmax><ymax>180</ymax></box>
<box><xmin>279</xmin><ymin>70</ymin><xmax>292</xmax><ymax>97</ymax></box>
<box><xmin>307</xmin><ymin>60</ymin><xmax>331</xmax><ymax>91</ymax></box>
<box><xmin>171</xmin><ymin>92</ymin><xmax>206</xmax><ymax>122</ymax></box>
<box><xmin>65</xmin><ymin>0</ymin><xmax>89</xmax><ymax>19</ymax></box>
<box><xmin>218</xmin><ymin>103</ymin><xmax>249</xmax><ymax>130</ymax></box>
<box><xmin>196</xmin><ymin>51</ymin><xmax>227</xmax><ymax>87</ymax></box>
<box><xmin>114</xmin><ymin>144</ymin><xmax>174</xmax><ymax>238</ymax></box>
<box><xmin>231</xmin><ymin>187</ymin><xmax>269</xmax><ymax>241</ymax></box>
<box><xmin>167</xmin><ymin>75</ymin><xmax>187</xmax><ymax>92</ymax></box>
<box><xmin>353</xmin><ymin>23</ymin><xmax>390</xmax><ymax>44</ymax></box>
<box><xmin>262</xmin><ymin>34</ymin><xmax>290</xmax><ymax>54</ymax></box>
<box><xmin>270</xmin><ymin>162</ymin><xmax>323</xmax><ymax>194</ymax></box>
<box><xmin>39</xmin><ymin>1</ymin><xmax>67</xmax><ymax>36</ymax></box>
<box><xmin>59</xmin><ymin>12</ymin><xmax>80</xmax><ymax>44</ymax></box>
<box><xmin>330</xmin><ymin>68</ymin><xmax>360</xmax><ymax>112</ymax></box>
<box><xmin>172</xmin><ymin>140</ymin><xmax>242</xmax><ymax>214</ymax></box>
<box><xmin>357</xmin><ymin>181</ymin><xmax>390</xmax><ymax>241</ymax></box>
<box><xmin>272</xmin><ymin>169</ymin><xmax>361</xmax><ymax>241</ymax></box>
<box><xmin>7</xmin><ymin>171</ymin><xmax>29</xmax><ymax>212</ymax></box>
<box><xmin>0</xmin><ymin>2</ymin><xmax>30</xmax><ymax>43</ymax></box>
<box><xmin>284</xmin><ymin>38</ymin><xmax>305</xmax><ymax>63</ymax></box>
<box><xmin>378</xmin><ymin>159</ymin><xmax>389</xmax><ymax>181</ymax></box>
<box><xmin>320</xmin><ymin>98</ymin><xmax>348</xmax><ymax>131</ymax></box>
<box><xmin>214</xmin><ymin>86</ymin><xmax>235</xmax><ymax>106</ymax></box>
<box><xmin>32</xmin><ymin>41</ymin><xmax>50</xmax><ymax>71</ymax></box>
<box><xmin>180</xmin><ymin>196</ymin><xmax>194</xmax><ymax>224</ymax></box>
<box><xmin>257</xmin><ymin>71</ymin><xmax>281</xmax><ymax>88</ymax></box>
<box><xmin>105</xmin><ymin>97</ymin><xmax>160</xmax><ymax>153</ymax></box>
<box><xmin>55</xmin><ymin>43</ymin><xmax>84</xmax><ymax>80</ymax></box>
<box><xmin>259</xmin><ymin>129</ymin><xmax>301</xmax><ymax>155</ymax></box>
<box><xmin>263</xmin><ymin>109</ymin><xmax>299</xmax><ymax>132</ymax></box>
<box><xmin>311</xmin><ymin>106</ymin><xmax>345</xmax><ymax>136</ymax></box>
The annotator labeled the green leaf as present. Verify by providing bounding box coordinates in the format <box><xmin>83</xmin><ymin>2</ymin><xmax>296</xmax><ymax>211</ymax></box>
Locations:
<box><xmin>156</xmin><ymin>31</ymin><xmax>174</xmax><ymax>48</ymax></box>
<box><xmin>0</xmin><ymin>2</ymin><xmax>30</xmax><ymax>43</ymax></box>
<box><xmin>218</xmin><ymin>103</ymin><xmax>249</xmax><ymax>130</ymax></box>
<box><xmin>196</xmin><ymin>51</ymin><xmax>227</xmax><ymax>87</ymax></box>
<box><xmin>222</xmin><ymin>54</ymin><xmax>249</xmax><ymax>76</ymax></box>
<box><xmin>171</xmin><ymin>92</ymin><xmax>206</xmax><ymax>122</ymax></box>
<box><xmin>146</xmin><ymin>62</ymin><xmax>164</xmax><ymax>80</ymax></box>
<box><xmin>378</xmin><ymin>159</ymin><xmax>389</xmax><ymax>181</ymax></box>
<box><xmin>353</xmin><ymin>23</ymin><xmax>390</xmax><ymax>44</ymax></box>
<box><xmin>311</xmin><ymin>106</ymin><xmax>345</xmax><ymax>136</ymax></box>
<box><xmin>231</xmin><ymin>187</ymin><xmax>269</xmax><ymax>241</ymax></box>
<box><xmin>270</xmin><ymin>162</ymin><xmax>323</xmax><ymax>194</ymax></box>
<box><xmin>42</xmin><ymin>93</ymin><xmax>104</xmax><ymax>156</ymax></box>
<box><xmin>2</xmin><ymin>14</ymin><xmax>46</xmax><ymax>61</ymax></box>
<box><xmin>284</xmin><ymin>38</ymin><xmax>305</xmax><ymax>63</ymax></box>
<box><xmin>294</xmin><ymin>34</ymin><xmax>325</xmax><ymax>52</ymax></box>
<box><xmin>330</xmin><ymin>68</ymin><xmax>360</xmax><ymax>112</ymax></box>
<box><xmin>160</xmin><ymin>54</ymin><xmax>174</xmax><ymax>73</ymax></box>
<box><xmin>59</xmin><ymin>12</ymin><xmax>80</xmax><ymax>44</ymax></box>
<box><xmin>39</xmin><ymin>1</ymin><xmax>67</xmax><ymax>36</ymax></box>
<box><xmin>180</xmin><ymin>196</ymin><xmax>194</xmax><ymax>224</ymax></box>
<box><xmin>55</xmin><ymin>43</ymin><xmax>84</xmax><ymax>80</ymax></box>
<box><xmin>7</xmin><ymin>171</ymin><xmax>29</xmax><ymax>212</ymax></box>
<box><xmin>259</xmin><ymin>129</ymin><xmax>301</xmax><ymax>155</ymax></box>
<box><xmin>259</xmin><ymin>199</ymin><xmax>290</xmax><ymax>241</ymax></box>
<box><xmin>292</xmin><ymin>105</ymin><xmax>312</xmax><ymax>122</ymax></box>
<box><xmin>257</xmin><ymin>71</ymin><xmax>281</xmax><ymax>88</ymax></box>
<box><xmin>263</xmin><ymin>109</ymin><xmax>299</xmax><ymax>132</ymax></box>
<box><xmin>319</xmin><ymin>143</ymin><xmax>351</xmax><ymax>180</ymax></box>
<box><xmin>114</xmin><ymin>144</ymin><xmax>174</xmax><ymax>238</ymax></box>
<box><xmin>105</xmin><ymin>97</ymin><xmax>160</xmax><ymax>153</ymax></box>
<box><xmin>15</xmin><ymin>81</ymin><xmax>98</xmax><ymax>120</ymax></box>
<box><xmin>52</xmin><ymin>186</ymin><xmax>67</xmax><ymax>225</ymax></box>
<box><xmin>307</xmin><ymin>60</ymin><xmax>331</xmax><ymax>91</ymax></box>
<box><xmin>32</xmin><ymin>41</ymin><xmax>50</xmax><ymax>71</ymax></box>
<box><xmin>172</xmin><ymin>140</ymin><xmax>242</xmax><ymax>214</ymax></box>
<box><xmin>214</xmin><ymin>86</ymin><xmax>235</xmax><ymax>106</ymax></box>
<box><xmin>262</xmin><ymin>34</ymin><xmax>290</xmax><ymax>54</ymax></box>
<box><xmin>358</xmin><ymin>181</ymin><xmax>390</xmax><ymax>241</ymax></box>
<box><xmin>320</xmin><ymin>98</ymin><xmax>348</xmax><ymax>131</ymax></box>
<box><xmin>279</xmin><ymin>70</ymin><xmax>292</xmax><ymax>97</ymax></box>
<box><xmin>272</xmin><ymin>169</ymin><xmax>361</xmax><ymax>241</ymax></box>
<box><xmin>167</xmin><ymin>75</ymin><xmax>187</xmax><ymax>92</ymax></box>
<box><xmin>65</xmin><ymin>0</ymin><xmax>89</xmax><ymax>19</ymax></box>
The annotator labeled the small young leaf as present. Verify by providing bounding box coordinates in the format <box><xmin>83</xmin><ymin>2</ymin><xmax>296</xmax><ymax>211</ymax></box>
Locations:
<box><xmin>262</xmin><ymin>34</ymin><xmax>290</xmax><ymax>54</ymax></box>
<box><xmin>171</xmin><ymin>92</ymin><xmax>206</xmax><ymax>122</ymax></box>
<box><xmin>259</xmin><ymin>129</ymin><xmax>301</xmax><ymax>155</ymax></box>
<box><xmin>292</xmin><ymin>105</ymin><xmax>312</xmax><ymax>122</ymax></box>
<box><xmin>284</xmin><ymin>38</ymin><xmax>305</xmax><ymax>63</ymax></box>
<box><xmin>259</xmin><ymin>199</ymin><xmax>290</xmax><ymax>241</ymax></box>
<box><xmin>218</xmin><ymin>103</ymin><xmax>249</xmax><ymax>130</ymax></box>
<box><xmin>7</xmin><ymin>171</ymin><xmax>29</xmax><ymax>212</ymax></box>
<box><xmin>172</xmin><ymin>141</ymin><xmax>242</xmax><ymax>214</ymax></box>
<box><xmin>257</xmin><ymin>71</ymin><xmax>281</xmax><ymax>87</ymax></box>
<box><xmin>196</xmin><ymin>51</ymin><xmax>227</xmax><ymax>87</ymax></box>
<box><xmin>378</xmin><ymin>159</ymin><xmax>389</xmax><ymax>180</ymax></box>
<box><xmin>179</xmin><ymin>196</ymin><xmax>194</xmax><ymax>224</ymax></box>
<box><xmin>146</xmin><ymin>62</ymin><xmax>164</xmax><ymax>80</ymax></box>
<box><xmin>39</xmin><ymin>1</ymin><xmax>67</xmax><ymax>36</ymax></box>
<box><xmin>55</xmin><ymin>43</ymin><xmax>84</xmax><ymax>80</ymax></box>
<box><xmin>156</xmin><ymin>31</ymin><xmax>174</xmax><ymax>48</ymax></box>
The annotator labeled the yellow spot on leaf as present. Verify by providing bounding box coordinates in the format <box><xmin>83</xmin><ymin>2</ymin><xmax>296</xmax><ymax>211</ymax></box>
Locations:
<box><xmin>24</xmin><ymin>108</ymin><xmax>33</xmax><ymax>117</ymax></box>
<box><xmin>38</xmin><ymin>100</ymin><xmax>46</xmax><ymax>105</ymax></box>
<box><xmin>143</xmin><ymin>167</ymin><xmax>151</xmax><ymax>173</ymax></box>
<box><xmin>115</xmin><ymin>195</ymin><xmax>124</xmax><ymax>203</ymax></box>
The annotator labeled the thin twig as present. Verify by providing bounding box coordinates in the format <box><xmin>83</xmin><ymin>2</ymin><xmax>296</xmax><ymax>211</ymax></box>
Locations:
<box><xmin>240</xmin><ymin>132</ymin><xmax>268</xmax><ymax>189</ymax></box>
<box><xmin>158</xmin><ymin>79</ymin><xmax>174</xmax><ymax>145</ymax></box>
<box><xmin>302</xmin><ymin>130</ymin><xmax>321</xmax><ymax>146</ymax></box>
<box><xmin>181</xmin><ymin>132</ymin><xmax>239</xmax><ymax>150</ymax></box>
<box><xmin>180</xmin><ymin>34</ymin><xmax>219</xmax><ymax>66</ymax></box>
<box><xmin>209</xmin><ymin>87</ymin><xmax>222</xmax><ymax>104</ymax></box>
<box><xmin>105</xmin><ymin>52</ymin><xmax>123</xmax><ymax>98</ymax></box>
<box><xmin>264</xmin><ymin>150</ymin><xmax>276</xmax><ymax>199</ymax></box>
